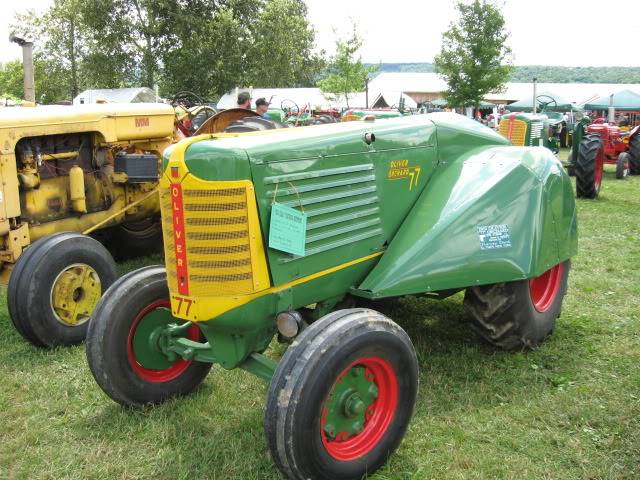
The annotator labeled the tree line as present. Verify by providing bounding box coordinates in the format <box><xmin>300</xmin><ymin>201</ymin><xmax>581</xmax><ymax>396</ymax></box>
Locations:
<box><xmin>1</xmin><ymin>0</ymin><xmax>325</xmax><ymax>104</ymax></box>
<box><xmin>368</xmin><ymin>63</ymin><xmax>640</xmax><ymax>85</ymax></box>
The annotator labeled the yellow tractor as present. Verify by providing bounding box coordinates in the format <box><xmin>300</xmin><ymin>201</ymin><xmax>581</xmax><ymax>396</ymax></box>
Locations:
<box><xmin>1</xmin><ymin>103</ymin><xmax>177</xmax><ymax>347</ymax></box>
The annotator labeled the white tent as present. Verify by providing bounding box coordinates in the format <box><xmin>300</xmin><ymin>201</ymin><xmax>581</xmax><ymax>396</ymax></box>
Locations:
<box><xmin>73</xmin><ymin>87</ymin><xmax>157</xmax><ymax>105</ymax></box>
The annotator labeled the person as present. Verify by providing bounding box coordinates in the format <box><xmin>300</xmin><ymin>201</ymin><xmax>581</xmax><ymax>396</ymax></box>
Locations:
<box><xmin>237</xmin><ymin>92</ymin><xmax>251</xmax><ymax>109</ymax></box>
<box><xmin>255</xmin><ymin>97</ymin><xmax>270</xmax><ymax>118</ymax></box>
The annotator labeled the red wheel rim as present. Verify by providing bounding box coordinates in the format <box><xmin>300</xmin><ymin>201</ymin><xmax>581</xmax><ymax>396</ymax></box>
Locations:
<box><xmin>126</xmin><ymin>299</ymin><xmax>199</xmax><ymax>383</ymax></box>
<box><xmin>594</xmin><ymin>148</ymin><xmax>604</xmax><ymax>191</ymax></box>
<box><xmin>529</xmin><ymin>263</ymin><xmax>564</xmax><ymax>313</ymax></box>
<box><xmin>320</xmin><ymin>356</ymin><xmax>398</xmax><ymax>461</ymax></box>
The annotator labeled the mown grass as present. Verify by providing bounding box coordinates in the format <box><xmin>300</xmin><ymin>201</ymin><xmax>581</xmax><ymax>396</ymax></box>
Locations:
<box><xmin>1</xmin><ymin>156</ymin><xmax>639</xmax><ymax>479</ymax></box>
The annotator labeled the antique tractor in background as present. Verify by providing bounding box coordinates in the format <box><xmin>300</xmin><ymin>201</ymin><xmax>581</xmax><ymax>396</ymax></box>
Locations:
<box><xmin>3</xmin><ymin>103</ymin><xmax>262</xmax><ymax>348</ymax></box>
<box><xmin>279</xmin><ymin>99</ymin><xmax>340</xmax><ymax>126</ymax></box>
<box><xmin>342</xmin><ymin>108</ymin><xmax>405</xmax><ymax>122</ymax></box>
<box><xmin>498</xmin><ymin>111</ymin><xmax>562</xmax><ymax>153</ymax></box>
<box><xmin>569</xmin><ymin>119</ymin><xmax>640</xmax><ymax>198</ymax></box>
<box><xmin>85</xmin><ymin>113</ymin><xmax>577</xmax><ymax>480</ymax></box>
<box><xmin>2</xmin><ymin>103</ymin><xmax>176</xmax><ymax>348</ymax></box>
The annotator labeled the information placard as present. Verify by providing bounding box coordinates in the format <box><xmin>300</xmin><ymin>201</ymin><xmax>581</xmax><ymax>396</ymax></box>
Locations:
<box><xmin>269</xmin><ymin>203</ymin><xmax>307</xmax><ymax>256</ymax></box>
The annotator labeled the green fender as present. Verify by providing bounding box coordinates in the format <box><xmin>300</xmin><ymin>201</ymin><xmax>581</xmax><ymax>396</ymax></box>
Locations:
<box><xmin>354</xmin><ymin>145</ymin><xmax>578</xmax><ymax>298</ymax></box>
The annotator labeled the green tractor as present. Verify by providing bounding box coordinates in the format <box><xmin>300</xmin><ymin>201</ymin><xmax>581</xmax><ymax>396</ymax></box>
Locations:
<box><xmin>498</xmin><ymin>95</ymin><xmax>571</xmax><ymax>154</ymax></box>
<box><xmin>498</xmin><ymin>110</ymin><xmax>560</xmax><ymax>152</ymax></box>
<box><xmin>85</xmin><ymin>113</ymin><xmax>576</xmax><ymax>480</ymax></box>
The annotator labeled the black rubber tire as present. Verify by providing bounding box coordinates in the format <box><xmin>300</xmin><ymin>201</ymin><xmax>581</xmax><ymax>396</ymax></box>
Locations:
<box><xmin>108</xmin><ymin>216</ymin><xmax>163</xmax><ymax>260</ymax></box>
<box><xmin>224</xmin><ymin>116</ymin><xmax>284</xmax><ymax>133</ymax></box>
<box><xmin>8</xmin><ymin>232</ymin><xmax>118</xmax><ymax>348</ymax></box>
<box><xmin>575</xmin><ymin>134</ymin><xmax>603</xmax><ymax>199</ymax></box>
<box><xmin>463</xmin><ymin>261</ymin><xmax>571</xmax><ymax>350</ymax></box>
<box><xmin>86</xmin><ymin>266</ymin><xmax>212</xmax><ymax>407</ymax></box>
<box><xmin>7</xmin><ymin>234</ymin><xmax>65</xmax><ymax>342</ymax></box>
<box><xmin>629</xmin><ymin>134</ymin><xmax>640</xmax><ymax>175</ymax></box>
<box><xmin>265</xmin><ymin>308</ymin><xmax>418</xmax><ymax>480</ymax></box>
<box><xmin>616</xmin><ymin>152</ymin><xmax>630</xmax><ymax>179</ymax></box>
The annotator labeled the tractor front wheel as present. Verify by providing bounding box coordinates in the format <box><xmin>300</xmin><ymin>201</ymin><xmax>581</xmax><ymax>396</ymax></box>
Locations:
<box><xmin>265</xmin><ymin>309</ymin><xmax>418</xmax><ymax>480</ymax></box>
<box><xmin>575</xmin><ymin>134</ymin><xmax>604</xmax><ymax>198</ymax></box>
<box><xmin>616</xmin><ymin>152</ymin><xmax>630</xmax><ymax>179</ymax></box>
<box><xmin>8</xmin><ymin>232</ymin><xmax>118</xmax><ymax>347</ymax></box>
<box><xmin>629</xmin><ymin>134</ymin><xmax>640</xmax><ymax>175</ymax></box>
<box><xmin>464</xmin><ymin>261</ymin><xmax>570</xmax><ymax>350</ymax></box>
<box><xmin>86</xmin><ymin>266</ymin><xmax>211</xmax><ymax>407</ymax></box>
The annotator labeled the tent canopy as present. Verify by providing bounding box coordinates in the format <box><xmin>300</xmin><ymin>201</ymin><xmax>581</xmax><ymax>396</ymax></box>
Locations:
<box><xmin>583</xmin><ymin>89</ymin><xmax>640</xmax><ymax>111</ymax></box>
<box><xmin>507</xmin><ymin>90</ymin><xmax>574</xmax><ymax>112</ymax></box>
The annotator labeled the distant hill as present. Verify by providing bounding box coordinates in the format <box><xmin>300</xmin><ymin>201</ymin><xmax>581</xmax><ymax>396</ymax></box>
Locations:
<box><xmin>367</xmin><ymin>63</ymin><xmax>640</xmax><ymax>84</ymax></box>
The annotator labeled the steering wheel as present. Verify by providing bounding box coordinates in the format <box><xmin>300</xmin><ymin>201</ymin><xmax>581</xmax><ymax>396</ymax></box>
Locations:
<box><xmin>281</xmin><ymin>99</ymin><xmax>300</xmax><ymax>115</ymax></box>
<box><xmin>536</xmin><ymin>95</ymin><xmax>557</xmax><ymax>112</ymax></box>
<box><xmin>171</xmin><ymin>91</ymin><xmax>207</xmax><ymax>109</ymax></box>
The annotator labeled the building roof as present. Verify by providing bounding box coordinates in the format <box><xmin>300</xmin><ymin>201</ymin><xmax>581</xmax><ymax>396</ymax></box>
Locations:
<box><xmin>369</xmin><ymin>72</ymin><xmax>640</xmax><ymax>106</ymax></box>
<box><xmin>73</xmin><ymin>87</ymin><xmax>157</xmax><ymax>105</ymax></box>
<box><xmin>369</xmin><ymin>73</ymin><xmax>448</xmax><ymax>93</ymax></box>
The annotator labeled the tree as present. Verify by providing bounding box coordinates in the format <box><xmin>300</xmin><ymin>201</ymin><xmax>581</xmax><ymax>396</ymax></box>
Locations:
<box><xmin>9</xmin><ymin>0</ymin><xmax>325</xmax><ymax>102</ymax></box>
<box><xmin>434</xmin><ymin>0</ymin><xmax>512</xmax><ymax>109</ymax></box>
<box><xmin>159</xmin><ymin>4</ymin><xmax>253</xmax><ymax>99</ymax></box>
<box><xmin>10</xmin><ymin>2</ymin><xmax>86</xmax><ymax>102</ymax></box>
<box><xmin>247</xmin><ymin>0</ymin><xmax>325</xmax><ymax>88</ymax></box>
<box><xmin>0</xmin><ymin>61</ymin><xmax>24</xmax><ymax>100</ymax></box>
<box><xmin>318</xmin><ymin>28</ymin><xmax>374</xmax><ymax>108</ymax></box>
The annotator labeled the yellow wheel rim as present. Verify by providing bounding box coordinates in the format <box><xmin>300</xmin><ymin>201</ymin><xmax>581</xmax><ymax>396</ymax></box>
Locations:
<box><xmin>50</xmin><ymin>263</ymin><xmax>102</xmax><ymax>326</ymax></box>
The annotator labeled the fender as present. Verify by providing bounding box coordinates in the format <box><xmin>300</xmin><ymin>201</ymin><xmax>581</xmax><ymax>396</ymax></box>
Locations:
<box><xmin>354</xmin><ymin>145</ymin><xmax>578</xmax><ymax>298</ymax></box>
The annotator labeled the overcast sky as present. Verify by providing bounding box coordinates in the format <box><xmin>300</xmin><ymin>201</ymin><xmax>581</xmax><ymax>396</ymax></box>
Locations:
<box><xmin>1</xmin><ymin>0</ymin><xmax>638</xmax><ymax>67</ymax></box>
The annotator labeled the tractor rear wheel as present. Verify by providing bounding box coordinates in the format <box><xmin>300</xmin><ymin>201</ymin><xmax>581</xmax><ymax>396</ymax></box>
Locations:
<box><xmin>265</xmin><ymin>308</ymin><xmax>418</xmax><ymax>480</ymax></box>
<box><xmin>108</xmin><ymin>216</ymin><xmax>163</xmax><ymax>260</ymax></box>
<box><xmin>616</xmin><ymin>152</ymin><xmax>630</xmax><ymax>179</ymax></box>
<box><xmin>86</xmin><ymin>266</ymin><xmax>212</xmax><ymax>407</ymax></box>
<box><xmin>463</xmin><ymin>261</ymin><xmax>570</xmax><ymax>350</ymax></box>
<box><xmin>8</xmin><ymin>232</ymin><xmax>118</xmax><ymax>347</ymax></box>
<box><xmin>575</xmin><ymin>134</ymin><xmax>604</xmax><ymax>198</ymax></box>
<box><xmin>629</xmin><ymin>134</ymin><xmax>640</xmax><ymax>175</ymax></box>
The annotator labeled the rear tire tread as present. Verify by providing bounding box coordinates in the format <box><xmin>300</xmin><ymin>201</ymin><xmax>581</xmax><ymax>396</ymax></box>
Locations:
<box><xmin>575</xmin><ymin>134</ymin><xmax>602</xmax><ymax>198</ymax></box>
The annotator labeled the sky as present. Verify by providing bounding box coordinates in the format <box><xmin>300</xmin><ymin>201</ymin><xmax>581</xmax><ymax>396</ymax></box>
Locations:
<box><xmin>0</xmin><ymin>0</ymin><xmax>638</xmax><ymax>67</ymax></box>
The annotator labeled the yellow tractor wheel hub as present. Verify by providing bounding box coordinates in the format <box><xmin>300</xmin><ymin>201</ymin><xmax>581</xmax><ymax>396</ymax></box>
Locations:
<box><xmin>50</xmin><ymin>263</ymin><xmax>102</xmax><ymax>326</ymax></box>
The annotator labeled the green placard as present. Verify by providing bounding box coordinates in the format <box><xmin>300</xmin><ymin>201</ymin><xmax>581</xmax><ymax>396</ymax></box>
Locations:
<box><xmin>269</xmin><ymin>203</ymin><xmax>307</xmax><ymax>256</ymax></box>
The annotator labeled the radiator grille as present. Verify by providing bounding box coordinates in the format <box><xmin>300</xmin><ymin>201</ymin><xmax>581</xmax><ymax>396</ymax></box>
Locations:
<box><xmin>160</xmin><ymin>179</ymin><xmax>262</xmax><ymax>297</ymax></box>
<box><xmin>499</xmin><ymin>118</ymin><xmax>527</xmax><ymax>146</ymax></box>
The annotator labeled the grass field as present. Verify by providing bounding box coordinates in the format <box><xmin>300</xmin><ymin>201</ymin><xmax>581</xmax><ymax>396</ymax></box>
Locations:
<box><xmin>1</xmin><ymin>161</ymin><xmax>639</xmax><ymax>479</ymax></box>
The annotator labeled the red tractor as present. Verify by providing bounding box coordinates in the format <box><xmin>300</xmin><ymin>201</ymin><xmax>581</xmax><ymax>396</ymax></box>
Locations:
<box><xmin>574</xmin><ymin>119</ymin><xmax>640</xmax><ymax>198</ymax></box>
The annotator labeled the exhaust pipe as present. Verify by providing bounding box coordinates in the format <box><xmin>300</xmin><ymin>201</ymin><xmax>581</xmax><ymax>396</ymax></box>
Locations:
<box><xmin>9</xmin><ymin>34</ymin><xmax>35</xmax><ymax>103</ymax></box>
<box><xmin>608</xmin><ymin>94</ymin><xmax>615</xmax><ymax>124</ymax></box>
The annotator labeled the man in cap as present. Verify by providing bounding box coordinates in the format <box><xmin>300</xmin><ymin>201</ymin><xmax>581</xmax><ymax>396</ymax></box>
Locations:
<box><xmin>255</xmin><ymin>97</ymin><xmax>270</xmax><ymax>118</ymax></box>
<box><xmin>237</xmin><ymin>92</ymin><xmax>251</xmax><ymax>109</ymax></box>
